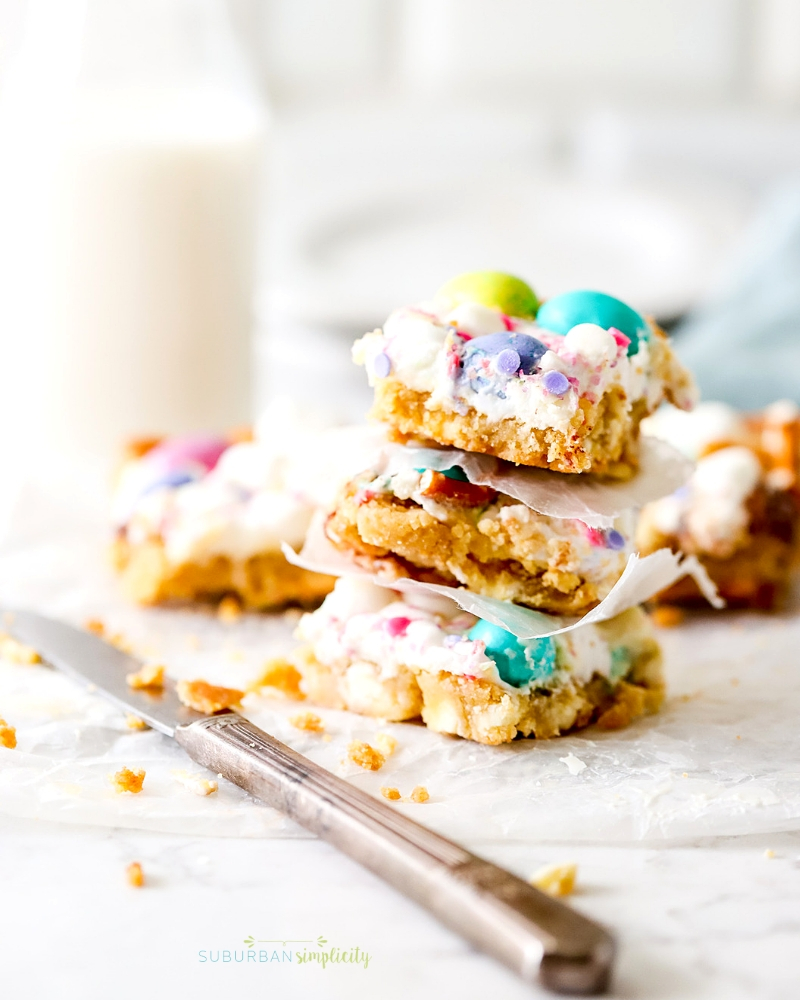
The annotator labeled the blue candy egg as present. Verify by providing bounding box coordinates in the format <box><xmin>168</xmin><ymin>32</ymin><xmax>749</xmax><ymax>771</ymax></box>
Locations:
<box><xmin>465</xmin><ymin>331</ymin><xmax>547</xmax><ymax>375</ymax></box>
<box><xmin>536</xmin><ymin>290</ymin><xmax>648</xmax><ymax>356</ymax></box>
<box><xmin>141</xmin><ymin>468</ymin><xmax>198</xmax><ymax>496</ymax></box>
<box><xmin>467</xmin><ymin>619</ymin><xmax>557</xmax><ymax>688</ymax></box>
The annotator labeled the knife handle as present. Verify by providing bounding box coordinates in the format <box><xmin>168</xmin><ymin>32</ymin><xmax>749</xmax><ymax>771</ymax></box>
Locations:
<box><xmin>176</xmin><ymin>713</ymin><xmax>613</xmax><ymax>995</ymax></box>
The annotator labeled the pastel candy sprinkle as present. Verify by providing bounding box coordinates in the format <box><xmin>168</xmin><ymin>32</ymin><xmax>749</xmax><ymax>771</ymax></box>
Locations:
<box><xmin>468</xmin><ymin>619</ymin><xmax>556</xmax><ymax>688</ymax></box>
<box><xmin>542</xmin><ymin>370</ymin><xmax>570</xmax><ymax>396</ymax></box>
<box><xmin>605</xmin><ymin>529</ymin><xmax>626</xmax><ymax>550</ymax></box>
<box><xmin>465</xmin><ymin>331</ymin><xmax>547</xmax><ymax>375</ymax></box>
<box><xmin>495</xmin><ymin>348</ymin><xmax>521</xmax><ymax>375</ymax></box>
<box><xmin>372</xmin><ymin>352</ymin><xmax>392</xmax><ymax>378</ymax></box>
<box><xmin>536</xmin><ymin>290</ymin><xmax>648</xmax><ymax>356</ymax></box>
<box><xmin>384</xmin><ymin>616</ymin><xmax>412</xmax><ymax>637</ymax></box>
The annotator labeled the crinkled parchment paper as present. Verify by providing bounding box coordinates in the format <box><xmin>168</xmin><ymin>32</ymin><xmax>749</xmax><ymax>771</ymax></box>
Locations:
<box><xmin>0</xmin><ymin>476</ymin><xmax>798</xmax><ymax>842</ymax></box>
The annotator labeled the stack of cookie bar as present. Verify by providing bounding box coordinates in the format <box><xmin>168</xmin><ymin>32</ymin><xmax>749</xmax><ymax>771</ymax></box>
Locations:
<box><xmin>290</xmin><ymin>272</ymin><xmax>700</xmax><ymax>744</ymax></box>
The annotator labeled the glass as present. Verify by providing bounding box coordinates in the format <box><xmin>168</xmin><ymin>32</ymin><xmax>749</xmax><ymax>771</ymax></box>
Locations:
<box><xmin>0</xmin><ymin>0</ymin><xmax>267</xmax><ymax>477</ymax></box>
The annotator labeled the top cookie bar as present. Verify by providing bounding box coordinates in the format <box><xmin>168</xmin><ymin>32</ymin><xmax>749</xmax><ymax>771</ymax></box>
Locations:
<box><xmin>354</xmin><ymin>272</ymin><xmax>696</xmax><ymax>477</ymax></box>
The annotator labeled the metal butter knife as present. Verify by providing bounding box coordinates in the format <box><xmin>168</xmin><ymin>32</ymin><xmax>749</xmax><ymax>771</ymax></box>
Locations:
<box><xmin>4</xmin><ymin>609</ymin><xmax>615</xmax><ymax>995</ymax></box>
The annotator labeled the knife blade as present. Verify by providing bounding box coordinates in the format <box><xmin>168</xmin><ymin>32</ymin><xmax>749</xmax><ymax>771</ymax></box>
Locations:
<box><xmin>3</xmin><ymin>608</ymin><xmax>615</xmax><ymax>995</ymax></box>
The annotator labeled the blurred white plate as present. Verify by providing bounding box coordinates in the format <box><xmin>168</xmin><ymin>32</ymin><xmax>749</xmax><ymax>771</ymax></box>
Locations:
<box><xmin>273</xmin><ymin>171</ymin><xmax>752</xmax><ymax>328</ymax></box>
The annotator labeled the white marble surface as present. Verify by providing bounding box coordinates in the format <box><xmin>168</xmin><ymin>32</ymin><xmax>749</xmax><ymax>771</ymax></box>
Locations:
<box><xmin>2</xmin><ymin>812</ymin><xmax>798</xmax><ymax>1000</ymax></box>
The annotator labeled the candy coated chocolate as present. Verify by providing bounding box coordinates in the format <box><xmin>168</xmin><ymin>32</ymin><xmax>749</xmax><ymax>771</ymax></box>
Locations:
<box><xmin>437</xmin><ymin>271</ymin><xmax>539</xmax><ymax>319</ymax></box>
<box><xmin>468</xmin><ymin>619</ymin><xmax>556</xmax><ymax>688</ymax></box>
<box><xmin>466</xmin><ymin>331</ymin><xmax>547</xmax><ymax>375</ymax></box>
<box><xmin>536</xmin><ymin>290</ymin><xmax>647</xmax><ymax>355</ymax></box>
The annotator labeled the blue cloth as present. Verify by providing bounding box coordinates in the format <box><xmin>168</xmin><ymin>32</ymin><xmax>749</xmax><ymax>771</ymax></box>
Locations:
<box><xmin>674</xmin><ymin>184</ymin><xmax>800</xmax><ymax>409</ymax></box>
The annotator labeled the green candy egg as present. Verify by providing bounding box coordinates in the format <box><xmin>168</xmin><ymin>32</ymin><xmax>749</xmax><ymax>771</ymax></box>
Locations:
<box><xmin>467</xmin><ymin>619</ymin><xmax>556</xmax><ymax>688</ymax></box>
<box><xmin>536</xmin><ymin>290</ymin><xmax>648</xmax><ymax>355</ymax></box>
<box><xmin>436</xmin><ymin>271</ymin><xmax>539</xmax><ymax>320</ymax></box>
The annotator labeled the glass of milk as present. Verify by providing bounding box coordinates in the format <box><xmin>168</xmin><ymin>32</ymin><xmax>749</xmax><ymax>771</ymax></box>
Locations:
<box><xmin>0</xmin><ymin>0</ymin><xmax>266</xmax><ymax>480</ymax></box>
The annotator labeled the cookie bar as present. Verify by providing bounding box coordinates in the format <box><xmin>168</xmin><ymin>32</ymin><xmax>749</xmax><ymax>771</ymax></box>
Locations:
<box><xmin>325</xmin><ymin>464</ymin><xmax>632</xmax><ymax>615</ymax></box>
<box><xmin>637</xmin><ymin>401</ymin><xmax>800</xmax><ymax>609</ymax></box>
<box><xmin>112</xmin><ymin>430</ymin><xmax>334</xmax><ymax>609</ymax></box>
<box><xmin>291</xmin><ymin>577</ymin><xmax>664</xmax><ymax>745</ymax></box>
<box><xmin>354</xmin><ymin>273</ymin><xmax>696</xmax><ymax>477</ymax></box>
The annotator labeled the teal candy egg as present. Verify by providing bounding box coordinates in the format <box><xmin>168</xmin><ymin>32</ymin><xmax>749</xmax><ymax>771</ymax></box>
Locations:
<box><xmin>467</xmin><ymin>619</ymin><xmax>556</xmax><ymax>688</ymax></box>
<box><xmin>536</xmin><ymin>290</ymin><xmax>648</xmax><ymax>356</ymax></box>
<box><xmin>414</xmin><ymin>465</ymin><xmax>468</xmax><ymax>481</ymax></box>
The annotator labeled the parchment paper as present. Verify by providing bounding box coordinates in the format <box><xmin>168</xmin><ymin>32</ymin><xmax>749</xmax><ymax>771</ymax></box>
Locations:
<box><xmin>0</xmin><ymin>474</ymin><xmax>798</xmax><ymax>842</ymax></box>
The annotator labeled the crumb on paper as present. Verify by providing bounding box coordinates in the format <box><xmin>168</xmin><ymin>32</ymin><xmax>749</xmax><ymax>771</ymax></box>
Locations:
<box><xmin>172</xmin><ymin>769</ymin><xmax>218</xmax><ymax>797</ymax></box>
<box><xmin>185</xmin><ymin>634</ymin><xmax>201</xmax><ymax>651</ymax></box>
<box><xmin>289</xmin><ymin>711</ymin><xmax>324</xmax><ymax>733</ymax></box>
<box><xmin>736</xmin><ymin>735</ymin><xmax>741</xmax><ymax>740</ymax></box>
<box><xmin>731</xmin><ymin>678</ymin><xmax>740</xmax><ymax>687</ymax></box>
<box><xmin>249</xmin><ymin>658</ymin><xmax>304</xmax><ymax>699</ymax></box>
<box><xmin>0</xmin><ymin>632</ymin><xmax>41</xmax><ymax>665</ymax></box>
<box><xmin>650</xmin><ymin>605</ymin><xmax>684</xmax><ymax>629</ymax></box>
<box><xmin>176</xmin><ymin>679</ymin><xmax>243</xmax><ymax>715</ymax></box>
<box><xmin>531</xmin><ymin>862</ymin><xmax>578</xmax><ymax>897</ymax></box>
<box><xmin>125</xmin><ymin>714</ymin><xmax>149</xmax><ymax>731</ymax></box>
<box><xmin>0</xmin><ymin>718</ymin><xmax>17</xmax><ymax>749</ymax></box>
<box><xmin>217</xmin><ymin>595</ymin><xmax>242</xmax><ymax>623</ymax></box>
<box><xmin>409</xmin><ymin>785</ymin><xmax>429</xmax><ymax>804</ymax></box>
<box><xmin>559</xmin><ymin>753</ymin><xmax>587</xmax><ymax>776</ymax></box>
<box><xmin>764</xmin><ymin>848</ymin><xmax>776</xmax><ymax>859</ymax></box>
<box><xmin>84</xmin><ymin>618</ymin><xmax>106</xmax><ymax>637</ymax></box>
<box><xmin>126</xmin><ymin>862</ymin><xmax>145</xmax><ymax>887</ymax></box>
<box><xmin>682</xmin><ymin>771</ymin><xmax>689</xmax><ymax>778</ymax></box>
<box><xmin>380</xmin><ymin>787</ymin><xmax>401</xmax><ymax>801</ymax></box>
<box><xmin>112</xmin><ymin>767</ymin><xmax>145</xmax><ymax>794</ymax></box>
<box><xmin>109</xmin><ymin>633</ymin><xmax>133</xmax><ymax>654</ymax></box>
<box><xmin>224</xmin><ymin>648</ymin><xmax>245</xmax><ymax>663</ymax></box>
<box><xmin>347</xmin><ymin>741</ymin><xmax>385</xmax><ymax>771</ymax></box>
<box><xmin>374</xmin><ymin>733</ymin><xmax>398</xmax><ymax>758</ymax></box>
<box><xmin>126</xmin><ymin>663</ymin><xmax>165</xmax><ymax>690</ymax></box>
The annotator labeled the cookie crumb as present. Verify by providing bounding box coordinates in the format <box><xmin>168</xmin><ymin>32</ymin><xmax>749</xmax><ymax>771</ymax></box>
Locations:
<box><xmin>125</xmin><ymin>714</ymin><xmax>149</xmax><ymax>731</ymax></box>
<box><xmin>650</xmin><ymin>605</ymin><xmax>684</xmax><ymax>629</ymax></box>
<box><xmin>289</xmin><ymin>712</ymin><xmax>324</xmax><ymax>733</ymax></box>
<box><xmin>126</xmin><ymin>861</ymin><xmax>144</xmax><ymax>887</ymax></box>
<box><xmin>374</xmin><ymin>733</ymin><xmax>398</xmax><ymax>757</ymax></box>
<box><xmin>109</xmin><ymin>633</ymin><xmax>133</xmax><ymax>654</ymax></box>
<box><xmin>176</xmin><ymin>679</ymin><xmax>243</xmax><ymax>714</ymax></box>
<box><xmin>682</xmin><ymin>772</ymin><xmax>689</xmax><ymax>778</ymax></box>
<box><xmin>380</xmin><ymin>786</ymin><xmax>401</xmax><ymax>801</ymax></box>
<box><xmin>172</xmin><ymin>769</ymin><xmax>218</xmax><ymax>797</ymax></box>
<box><xmin>250</xmin><ymin>658</ymin><xmax>305</xmax><ymax>699</ymax></box>
<box><xmin>409</xmin><ymin>785</ymin><xmax>429</xmax><ymax>803</ymax></box>
<box><xmin>112</xmin><ymin>767</ymin><xmax>145</xmax><ymax>794</ymax></box>
<box><xmin>0</xmin><ymin>718</ymin><xmax>17</xmax><ymax>749</ymax></box>
<box><xmin>764</xmin><ymin>848</ymin><xmax>776</xmax><ymax>859</ymax></box>
<box><xmin>347</xmin><ymin>741</ymin><xmax>385</xmax><ymax>771</ymax></box>
<box><xmin>185</xmin><ymin>634</ymin><xmax>201</xmax><ymax>651</ymax></box>
<box><xmin>85</xmin><ymin>618</ymin><xmax>106</xmax><ymax>637</ymax></box>
<box><xmin>531</xmin><ymin>862</ymin><xmax>577</xmax><ymax>897</ymax></box>
<box><xmin>126</xmin><ymin>664</ymin><xmax>165</xmax><ymax>690</ymax></box>
<box><xmin>0</xmin><ymin>632</ymin><xmax>41</xmax><ymax>665</ymax></box>
<box><xmin>217</xmin><ymin>595</ymin><xmax>242</xmax><ymax>623</ymax></box>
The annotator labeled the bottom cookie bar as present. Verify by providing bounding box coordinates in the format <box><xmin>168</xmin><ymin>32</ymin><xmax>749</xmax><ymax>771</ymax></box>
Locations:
<box><xmin>291</xmin><ymin>578</ymin><xmax>664</xmax><ymax>745</ymax></box>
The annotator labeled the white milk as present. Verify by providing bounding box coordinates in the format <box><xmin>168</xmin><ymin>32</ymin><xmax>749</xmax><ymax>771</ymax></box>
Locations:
<box><xmin>45</xmin><ymin>87</ymin><xmax>263</xmax><ymax>461</ymax></box>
